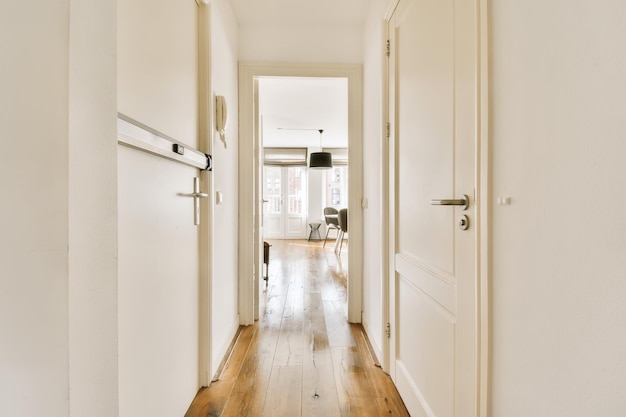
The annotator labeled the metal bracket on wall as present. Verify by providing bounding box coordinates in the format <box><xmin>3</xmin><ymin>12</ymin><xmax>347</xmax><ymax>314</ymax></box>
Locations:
<box><xmin>117</xmin><ymin>113</ymin><xmax>212</xmax><ymax>171</ymax></box>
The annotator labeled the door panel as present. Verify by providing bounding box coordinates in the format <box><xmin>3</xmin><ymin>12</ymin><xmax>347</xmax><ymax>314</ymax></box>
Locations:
<box><xmin>285</xmin><ymin>166</ymin><xmax>307</xmax><ymax>238</ymax></box>
<box><xmin>398</xmin><ymin>275</ymin><xmax>454</xmax><ymax>417</ymax></box>
<box><xmin>263</xmin><ymin>166</ymin><xmax>307</xmax><ymax>239</ymax></box>
<box><xmin>263</xmin><ymin>166</ymin><xmax>283</xmax><ymax>238</ymax></box>
<box><xmin>389</xmin><ymin>0</ymin><xmax>478</xmax><ymax>415</ymax></box>
<box><xmin>396</xmin><ymin>0</ymin><xmax>455</xmax><ymax>276</ymax></box>
<box><xmin>118</xmin><ymin>146</ymin><xmax>200</xmax><ymax>417</ymax></box>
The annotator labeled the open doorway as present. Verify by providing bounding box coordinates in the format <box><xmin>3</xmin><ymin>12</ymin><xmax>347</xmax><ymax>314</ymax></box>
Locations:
<box><xmin>259</xmin><ymin>76</ymin><xmax>348</xmax><ymax>244</ymax></box>
<box><xmin>238</xmin><ymin>62</ymin><xmax>363</xmax><ymax>326</ymax></box>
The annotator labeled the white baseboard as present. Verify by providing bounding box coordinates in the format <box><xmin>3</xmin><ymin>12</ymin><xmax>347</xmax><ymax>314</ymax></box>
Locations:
<box><xmin>211</xmin><ymin>314</ymin><xmax>240</xmax><ymax>379</ymax></box>
<box><xmin>362</xmin><ymin>320</ymin><xmax>383</xmax><ymax>365</ymax></box>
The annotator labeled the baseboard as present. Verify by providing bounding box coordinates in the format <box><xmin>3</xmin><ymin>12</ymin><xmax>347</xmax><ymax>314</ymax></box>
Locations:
<box><xmin>211</xmin><ymin>314</ymin><xmax>240</xmax><ymax>380</ymax></box>
<box><xmin>362</xmin><ymin>321</ymin><xmax>383</xmax><ymax>366</ymax></box>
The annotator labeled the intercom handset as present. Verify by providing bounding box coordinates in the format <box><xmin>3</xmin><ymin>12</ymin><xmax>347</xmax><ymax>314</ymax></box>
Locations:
<box><xmin>215</xmin><ymin>95</ymin><xmax>228</xmax><ymax>149</ymax></box>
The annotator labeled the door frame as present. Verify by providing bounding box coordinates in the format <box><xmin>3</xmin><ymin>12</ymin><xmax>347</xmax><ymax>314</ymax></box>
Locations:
<box><xmin>381</xmin><ymin>0</ymin><xmax>491</xmax><ymax>415</ymax></box>
<box><xmin>238</xmin><ymin>62</ymin><xmax>364</xmax><ymax>325</ymax></box>
<box><xmin>197</xmin><ymin>0</ymin><xmax>213</xmax><ymax>386</ymax></box>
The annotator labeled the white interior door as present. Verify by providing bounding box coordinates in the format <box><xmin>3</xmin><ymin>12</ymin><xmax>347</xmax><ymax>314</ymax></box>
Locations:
<box><xmin>118</xmin><ymin>146</ymin><xmax>201</xmax><ymax>417</ymax></box>
<box><xmin>388</xmin><ymin>0</ymin><xmax>479</xmax><ymax>416</ymax></box>
<box><xmin>263</xmin><ymin>166</ymin><xmax>308</xmax><ymax>239</ymax></box>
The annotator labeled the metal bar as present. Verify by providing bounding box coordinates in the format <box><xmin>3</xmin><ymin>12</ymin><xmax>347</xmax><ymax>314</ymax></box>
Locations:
<box><xmin>117</xmin><ymin>113</ymin><xmax>211</xmax><ymax>171</ymax></box>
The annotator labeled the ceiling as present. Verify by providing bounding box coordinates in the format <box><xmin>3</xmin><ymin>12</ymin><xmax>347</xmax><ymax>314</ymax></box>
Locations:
<box><xmin>228</xmin><ymin>0</ymin><xmax>371</xmax><ymax>27</ymax></box>
<box><xmin>228</xmin><ymin>0</ymin><xmax>370</xmax><ymax>149</ymax></box>
<box><xmin>259</xmin><ymin>77</ymin><xmax>348</xmax><ymax>148</ymax></box>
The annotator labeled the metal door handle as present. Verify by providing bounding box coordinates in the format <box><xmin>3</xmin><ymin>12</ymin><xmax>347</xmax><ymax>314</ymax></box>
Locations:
<box><xmin>430</xmin><ymin>194</ymin><xmax>469</xmax><ymax>210</ymax></box>
<box><xmin>178</xmin><ymin>177</ymin><xmax>208</xmax><ymax>225</ymax></box>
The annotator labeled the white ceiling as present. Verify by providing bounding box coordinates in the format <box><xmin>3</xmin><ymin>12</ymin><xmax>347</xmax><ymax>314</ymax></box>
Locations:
<box><xmin>228</xmin><ymin>0</ymin><xmax>371</xmax><ymax>27</ymax></box>
<box><xmin>228</xmin><ymin>0</ymin><xmax>369</xmax><ymax>149</ymax></box>
<box><xmin>259</xmin><ymin>77</ymin><xmax>348</xmax><ymax>148</ymax></box>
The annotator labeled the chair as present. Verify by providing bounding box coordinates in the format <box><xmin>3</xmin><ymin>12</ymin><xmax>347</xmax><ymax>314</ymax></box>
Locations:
<box><xmin>323</xmin><ymin>207</ymin><xmax>340</xmax><ymax>248</ymax></box>
<box><xmin>337</xmin><ymin>208</ymin><xmax>348</xmax><ymax>254</ymax></box>
<box><xmin>263</xmin><ymin>241</ymin><xmax>271</xmax><ymax>285</ymax></box>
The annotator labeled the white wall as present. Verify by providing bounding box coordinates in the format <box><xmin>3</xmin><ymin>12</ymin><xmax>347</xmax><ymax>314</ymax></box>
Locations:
<box><xmin>1</xmin><ymin>1</ymin><xmax>118</xmax><ymax>416</ymax></box>
<box><xmin>360</xmin><ymin>0</ymin><xmax>388</xmax><ymax>362</ymax></box>
<box><xmin>117</xmin><ymin>0</ymin><xmax>200</xmax><ymax>415</ymax></box>
<box><xmin>209</xmin><ymin>0</ymin><xmax>241</xmax><ymax>374</ymax></box>
<box><xmin>238</xmin><ymin>23</ymin><xmax>363</xmax><ymax>63</ymax></box>
<box><xmin>68</xmin><ymin>0</ymin><xmax>118</xmax><ymax>415</ymax></box>
<box><xmin>0</xmin><ymin>3</ymin><xmax>70</xmax><ymax>416</ymax></box>
<box><xmin>490</xmin><ymin>1</ymin><xmax>626</xmax><ymax>415</ymax></box>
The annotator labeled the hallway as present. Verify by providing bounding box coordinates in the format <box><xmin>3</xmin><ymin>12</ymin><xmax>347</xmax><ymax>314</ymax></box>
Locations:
<box><xmin>185</xmin><ymin>239</ymin><xmax>409</xmax><ymax>417</ymax></box>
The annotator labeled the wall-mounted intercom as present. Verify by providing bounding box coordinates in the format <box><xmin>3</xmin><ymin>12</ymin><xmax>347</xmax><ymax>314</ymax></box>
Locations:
<box><xmin>215</xmin><ymin>95</ymin><xmax>228</xmax><ymax>149</ymax></box>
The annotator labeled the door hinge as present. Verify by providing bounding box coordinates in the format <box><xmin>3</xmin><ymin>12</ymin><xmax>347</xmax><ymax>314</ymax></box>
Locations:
<box><xmin>386</xmin><ymin>322</ymin><xmax>391</xmax><ymax>338</ymax></box>
<box><xmin>386</xmin><ymin>39</ymin><xmax>391</xmax><ymax>57</ymax></box>
<box><xmin>386</xmin><ymin>122</ymin><xmax>391</xmax><ymax>138</ymax></box>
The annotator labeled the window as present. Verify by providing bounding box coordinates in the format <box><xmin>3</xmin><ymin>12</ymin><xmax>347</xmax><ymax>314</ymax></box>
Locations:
<box><xmin>325</xmin><ymin>165</ymin><xmax>348</xmax><ymax>209</ymax></box>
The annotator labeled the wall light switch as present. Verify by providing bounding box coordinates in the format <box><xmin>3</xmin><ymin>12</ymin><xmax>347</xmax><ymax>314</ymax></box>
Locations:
<box><xmin>361</xmin><ymin>197</ymin><xmax>368</xmax><ymax>208</ymax></box>
<box><xmin>216</xmin><ymin>191</ymin><xmax>223</xmax><ymax>205</ymax></box>
<box><xmin>497</xmin><ymin>196</ymin><xmax>511</xmax><ymax>205</ymax></box>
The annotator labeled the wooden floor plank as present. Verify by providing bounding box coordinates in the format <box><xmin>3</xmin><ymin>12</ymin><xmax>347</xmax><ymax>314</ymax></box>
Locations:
<box><xmin>351</xmin><ymin>325</ymin><xmax>411</xmax><ymax>417</ymax></box>
<box><xmin>219</xmin><ymin>325</ymin><xmax>255</xmax><ymax>381</ymax></box>
<box><xmin>324</xmin><ymin>300</ymin><xmax>356</xmax><ymax>348</ymax></box>
<box><xmin>376</xmin><ymin>396</ymin><xmax>412</xmax><ymax>417</ymax></box>
<box><xmin>184</xmin><ymin>382</ymin><xmax>235</xmax><ymax>417</ymax></box>
<box><xmin>261</xmin><ymin>366</ymin><xmax>303</xmax><ymax>417</ymax></box>
<box><xmin>185</xmin><ymin>239</ymin><xmax>409</xmax><ymax>417</ymax></box>
<box><xmin>220</xmin><ymin>293</ymin><xmax>286</xmax><ymax>417</ymax></box>
<box><xmin>331</xmin><ymin>345</ymin><xmax>381</xmax><ymax>417</ymax></box>
<box><xmin>274</xmin><ymin>273</ymin><xmax>304</xmax><ymax>367</ymax></box>
<box><xmin>302</xmin><ymin>293</ymin><xmax>341</xmax><ymax>417</ymax></box>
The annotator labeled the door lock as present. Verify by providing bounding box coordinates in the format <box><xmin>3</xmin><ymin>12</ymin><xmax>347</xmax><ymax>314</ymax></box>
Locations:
<box><xmin>458</xmin><ymin>215</ymin><xmax>470</xmax><ymax>230</ymax></box>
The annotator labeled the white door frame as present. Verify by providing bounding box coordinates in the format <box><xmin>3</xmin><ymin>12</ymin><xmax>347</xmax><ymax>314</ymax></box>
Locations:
<box><xmin>238</xmin><ymin>62</ymin><xmax>364</xmax><ymax>325</ymax></box>
<box><xmin>197</xmin><ymin>1</ymin><xmax>213</xmax><ymax>386</ymax></box>
<box><xmin>381</xmin><ymin>0</ymin><xmax>491</xmax><ymax>414</ymax></box>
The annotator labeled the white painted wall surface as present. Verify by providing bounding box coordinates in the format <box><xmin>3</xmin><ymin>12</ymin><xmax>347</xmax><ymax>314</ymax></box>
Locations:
<box><xmin>360</xmin><ymin>0</ymin><xmax>388</xmax><ymax>362</ymax></box>
<box><xmin>209</xmin><ymin>0</ymin><xmax>241</xmax><ymax>373</ymax></box>
<box><xmin>0</xmin><ymin>3</ymin><xmax>70</xmax><ymax>416</ymax></box>
<box><xmin>490</xmin><ymin>1</ymin><xmax>626</xmax><ymax>415</ymax></box>
<box><xmin>68</xmin><ymin>0</ymin><xmax>119</xmax><ymax>416</ymax></box>
<box><xmin>117</xmin><ymin>0</ymin><xmax>200</xmax><ymax>415</ymax></box>
<box><xmin>1</xmin><ymin>1</ymin><xmax>118</xmax><ymax>416</ymax></box>
<box><xmin>238</xmin><ymin>24</ymin><xmax>363</xmax><ymax>63</ymax></box>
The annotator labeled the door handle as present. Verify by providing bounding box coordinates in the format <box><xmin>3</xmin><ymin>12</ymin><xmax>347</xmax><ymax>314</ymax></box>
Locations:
<box><xmin>430</xmin><ymin>194</ymin><xmax>469</xmax><ymax>210</ymax></box>
<box><xmin>178</xmin><ymin>177</ymin><xmax>208</xmax><ymax>225</ymax></box>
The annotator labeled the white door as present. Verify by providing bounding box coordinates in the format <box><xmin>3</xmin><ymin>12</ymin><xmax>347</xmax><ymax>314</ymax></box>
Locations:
<box><xmin>263</xmin><ymin>166</ymin><xmax>308</xmax><ymax>239</ymax></box>
<box><xmin>388</xmin><ymin>0</ymin><xmax>479</xmax><ymax>416</ymax></box>
<box><xmin>118</xmin><ymin>145</ymin><xmax>202</xmax><ymax>417</ymax></box>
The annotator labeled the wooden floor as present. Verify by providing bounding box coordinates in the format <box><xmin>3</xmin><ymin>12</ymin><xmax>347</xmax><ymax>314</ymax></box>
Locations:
<box><xmin>185</xmin><ymin>239</ymin><xmax>409</xmax><ymax>417</ymax></box>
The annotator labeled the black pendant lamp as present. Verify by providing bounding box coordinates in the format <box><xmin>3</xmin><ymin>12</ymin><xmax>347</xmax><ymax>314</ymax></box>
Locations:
<box><xmin>309</xmin><ymin>129</ymin><xmax>333</xmax><ymax>169</ymax></box>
